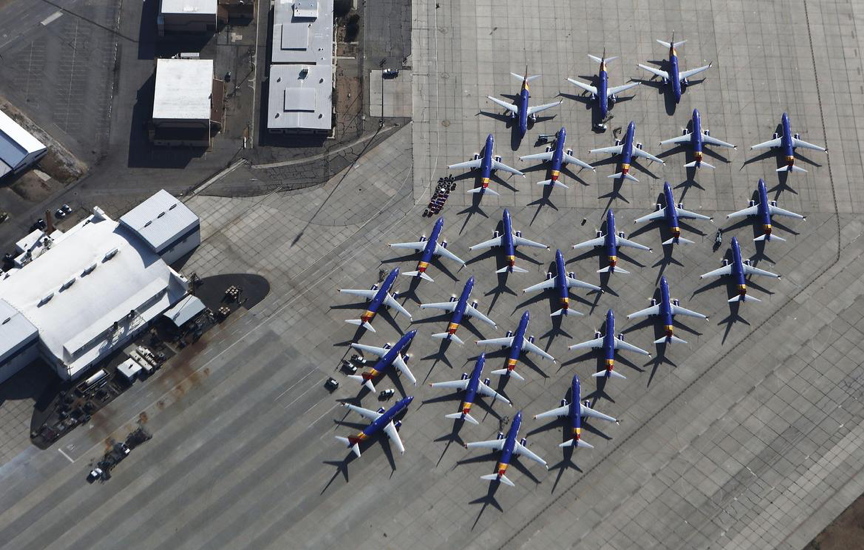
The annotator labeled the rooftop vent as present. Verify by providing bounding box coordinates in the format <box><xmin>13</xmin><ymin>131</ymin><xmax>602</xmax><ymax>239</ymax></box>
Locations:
<box><xmin>39</xmin><ymin>292</ymin><xmax>54</xmax><ymax>306</ymax></box>
<box><xmin>2</xmin><ymin>317</ymin><xmax>10</xmax><ymax>325</ymax></box>
<box><xmin>82</xmin><ymin>263</ymin><xmax>97</xmax><ymax>276</ymax></box>
<box><xmin>169</xmin><ymin>203</ymin><xmax>177</xmax><ymax>210</ymax></box>
<box><xmin>103</xmin><ymin>248</ymin><xmax>119</xmax><ymax>261</ymax></box>
<box><xmin>60</xmin><ymin>278</ymin><xmax>76</xmax><ymax>291</ymax></box>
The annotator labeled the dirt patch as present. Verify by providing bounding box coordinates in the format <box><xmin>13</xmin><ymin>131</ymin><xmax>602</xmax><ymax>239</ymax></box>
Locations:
<box><xmin>805</xmin><ymin>492</ymin><xmax>864</xmax><ymax>550</ymax></box>
<box><xmin>8</xmin><ymin>172</ymin><xmax>64</xmax><ymax>202</ymax></box>
<box><xmin>335</xmin><ymin>75</ymin><xmax>362</xmax><ymax>139</ymax></box>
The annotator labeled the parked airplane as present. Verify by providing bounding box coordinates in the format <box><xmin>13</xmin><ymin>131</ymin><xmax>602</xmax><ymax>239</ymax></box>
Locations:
<box><xmin>659</xmin><ymin>109</ymin><xmax>736</xmax><ymax>168</ymax></box>
<box><xmin>476</xmin><ymin>311</ymin><xmax>555</xmax><ymax>381</ymax></box>
<box><xmin>634</xmin><ymin>182</ymin><xmax>712</xmax><ymax>245</ymax></box>
<box><xmin>569</xmin><ymin>309</ymin><xmax>649</xmax><ymax>380</ymax></box>
<box><xmin>464</xmin><ymin>411</ymin><xmax>547</xmax><ymax>486</ymax></box>
<box><xmin>534</xmin><ymin>375</ymin><xmax>617</xmax><ymax>448</ymax></box>
<box><xmin>449</xmin><ymin>134</ymin><xmax>524</xmax><ymax>196</ymax></box>
<box><xmin>566</xmin><ymin>50</ymin><xmax>640</xmax><ymax>122</ymax></box>
<box><xmin>638</xmin><ymin>34</ymin><xmax>712</xmax><ymax>103</ymax></box>
<box><xmin>420</xmin><ymin>276</ymin><xmax>496</xmax><ymax>344</ymax></box>
<box><xmin>335</xmin><ymin>395</ymin><xmax>414</xmax><ymax>458</ymax></box>
<box><xmin>468</xmin><ymin>208</ymin><xmax>548</xmax><ymax>273</ymax></box>
<box><xmin>348</xmin><ymin>330</ymin><xmax>418</xmax><ymax>392</ymax></box>
<box><xmin>573</xmin><ymin>209</ymin><xmax>652</xmax><ymax>274</ymax></box>
<box><xmin>519</xmin><ymin>127</ymin><xmax>594</xmax><ymax>189</ymax></box>
<box><xmin>750</xmin><ymin>112</ymin><xmax>826</xmax><ymax>173</ymax></box>
<box><xmin>589</xmin><ymin>121</ymin><xmax>663</xmax><ymax>182</ymax></box>
<box><xmin>429</xmin><ymin>353</ymin><xmax>511</xmax><ymax>425</ymax></box>
<box><xmin>700</xmin><ymin>237</ymin><xmax>780</xmax><ymax>302</ymax></box>
<box><xmin>487</xmin><ymin>67</ymin><xmax>563</xmax><ymax>137</ymax></box>
<box><xmin>339</xmin><ymin>267</ymin><xmax>412</xmax><ymax>332</ymax></box>
<box><xmin>726</xmin><ymin>178</ymin><xmax>806</xmax><ymax>242</ymax></box>
<box><xmin>627</xmin><ymin>276</ymin><xmax>707</xmax><ymax>344</ymax></box>
<box><xmin>522</xmin><ymin>249</ymin><xmax>602</xmax><ymax>317</ymax></box>
<box><xmin>389</xmin><ymin>217</ymin><xmax>465</xmax><ymax>282</ymax></box>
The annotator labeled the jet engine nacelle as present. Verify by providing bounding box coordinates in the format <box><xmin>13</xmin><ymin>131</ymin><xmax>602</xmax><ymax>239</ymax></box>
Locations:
<box><xmin>449</xmin><ymin>295</ymin><xmax>457</xmax><ymax>302</ymax></box>
<box><xmin>441</xmin><ymin>240</ymin><xmax>448</xmax><ymax>248</ymax></box>
<box><xmin>493</xmin><ymin>230</ymin><xmax>501</xmax><ymax>238</ymax></box>
<box><xmin>419</xmin><ymin>235</ymin><xmax>427</xmax><ymax>242</ymax></box>
<box><xmin>614</xmin><ymin>139</ymin><xmax>622</xmax><ymax>146</ymax></box>
<box><xmin>672</xmin><ymin>298</ymin><xmax>680</xmax><ymax>306</ymax></box>
<box><xmin>545</xmin><ymin>145</ymin><xmax>553</xmax><ymax>153</ymax></box>
<box><xmin>618</xmin><ymin>333</ymin><xmax>625</xmax><ymax>341</ymax></box>
<box><xmin>567</xmin><ymin>271</ymin><xmax>576</xmax><ymax>280</ymax></box>
<box><xmin>794</xmin><ymin>133</ymin><xmax>801</xmax><ymax>140</ymax></box>
<box><xmin>530</xmin><ymin>113</ymin><xmax>538</xmax><ymax>122</ymax></box>
<box><xmin>483</xmin><ymin>377</ymin><xmax>491</xmax><ymax>386</ymax></box>
<box><xmin>472</xmin><ymin>153</ymin><xmax>481</xmax><ymax>160</ymax></box>
<box><xmin>545</xmin><ymin>271</ymin><xmax>553</xmax><ymax>280</ymax></box>
<box><xmin>772</xmin><ymin>132</ymin><xmax>779</xmax><ymax>140</ymax></box>
<box><xmin>505</xmin><ymin>330</ymin><xmax>513</xmax><ymax>338</ymax></box>
<box><xmin>377</xmin><ymin>407</ymin><xmax>386</xmax><ymax>414</ymax></box>
<box><xmin>371</xmin><ymin>283</ymin><xmax>379</xmax><ymax>291</ymax></box>
<box><xmin>655</xmin><ymin>203</ymin><xmax>662</xmax><ymax>211</ymax></box>
<box><xmin>560</xmin><ymin>398</ymin><xmax>568</xmax><ymax>407</ymax></box>
<box><xmin>392</xmin><ymin>291</ymin><xmax>400</xmax><ymax>300</ymax></box>
<box><xmin>595</xmin><ymin>230</ymin><xmax>603</xmax><ymax>238</ymax></box>
<box><xmin>460</xmin><ymin>372</ymin><xmax>469</xmax><ymax>380</ymax></box>
<box><xmin>515</xmin><ymin>230</ymin><xmax>522</xmax><ymax>238</ymax></box>
<box><xmin>594</xmin><ymin>330</ymin><xmax>602</xmax><ymax>338</ymax></box>
<box><xmin>722</xmin><ymin>259</ymin><xmax>730</xmax><ymax>266</ymax></box>
<box><xmin>383</xmin><ymin>343</ymin><xmax>393</xmax><ymax>350</ymax></box>
<box><xmin>618</xmin><ymin>231</ymin><xmax>626</xmax><ymax>238</ymax></box>
<box><xmin>650</xmin><ymin>298</ymin><xmax>657</xmax><ymax>306</ymax></box>
<box><xmin>748</xmin><ymin>200</ymin><xmax>756</xmax><ymax>207</ymax></box>
<box><xmin>528</xmin><ymin>335</ymin><xmax>535</xmax><ymax>343</ymax></box>
<box><xmin>471</xmin><ymin>300</ymin><xmax>479</xmax><ymax>309</ymax></box>
<box><xmin>636</xmin><ymin>142</ymin><xmax>644</xmax><ymax>150</ymax></box>
<box><xmin>497</xmin><ymin>432</ymin><xmax>505</xmax><ymax>440</ymax></box>
<box><xmin>677</xmin><ymin>202</ymin><xmax>684</xmax><ymax>210</ymax></box>
<box><xmin>403</xmin><ymin>354</ymin><xmax>412</xmax><ymax>363</ymax></box>
<box><xmin>494</xmin><ymin>155</ymin><xmax>502</xmax><ymax>163</ymax></box>
<box><xmin>682</xmin><ymin>128</ymin><xmax>688</xmax><ymax>136</ymax></box>
<box><xmin>682</xmin><ymin>78</ymin><xmax>689</xmax><ymax>88</ymax></box>
<box><xmin>704</xmin><ymin>129</ymin><xmax>711</xmax><ymax>136</ymax></box>
<box><xmin>394</xmin><ymin>420</ymin><xmax>402</xmax><ymax>429</ymax></box>
<box><xmin>519</xmin><ymin>437</ymin><xmax>528</xmax><ymax>446</ymax></box>
<box><xmin>566</xmin><ymin>148</ymin><xmax>573</xmax><ymax>156</ymax></box>
<box><xmin>610</xmin><ymin>94</ymin><xmax>618</xmax><ymax>103</ymax></box>
<box><xmin>743</xmin><ymin>259</ymin><xmax>752</xmax><ymax>266</ymax></box>
<box><xmin>770</xmin><ymin>200</ymin><xmax>778</xmax><ymax>207</ymax></box>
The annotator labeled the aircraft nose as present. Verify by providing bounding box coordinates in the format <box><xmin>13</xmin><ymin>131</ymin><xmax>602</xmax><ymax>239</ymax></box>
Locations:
<box><xmin>522</xmin><ymin>311</ymin><xmax>530</xmax><ymax>320</ymax></box>
<box><xmin>404</xmin><ymin>395</ymin><xmax>415</xmax><ymax>405</ymax></box>
<box><xmin>407</xmin><ymin>329</ymin><xmax>418</xmax><ymax>338</ymax></box>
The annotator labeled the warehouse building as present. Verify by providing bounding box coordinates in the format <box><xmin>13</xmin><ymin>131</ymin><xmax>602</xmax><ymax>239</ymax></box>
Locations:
<box><xmin>267</xmin><ymin>0</ymin><xmax>333</xmax><ymax>134</ymax></box>
<box><xmin>0</xmin><ymin>109</ymin><xmax>47</xmax><ymax>180</ymax></box>
<box><xmin>158</xmin><ymin>0</ymin><xmax>218</xmax><ymax>35</ymax></box>
<box><xmin>151</xmin><ymin>58</ymin><xmax>223</xmax><ymax>147</ymax></box>
<box><xmin>0</xmin><ymin>191</ymin><xmax>200</xmax><ymax>385</ymax></box>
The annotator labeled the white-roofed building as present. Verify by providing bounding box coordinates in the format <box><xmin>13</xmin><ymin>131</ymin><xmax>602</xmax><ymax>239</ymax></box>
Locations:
<box><xmin>158</xmin><ymin>0</ymin><xmax>218</xmax><ymax>35</ymax></box>
<box><xmin>151</xmin><ymin>58</ymin><xmax>222</xmax><ymax>146</ymax></box>
<box><xmin>0</xmin><ymin>109</ymin><xmax>47</xmax><ymax>179</ymax></box>
<box><xmin>120</xmin><ymin>189</ymin><xmax>201</xmax><ymax>264</ymax></box>
<box><xmin>0</xmin><ymin>190</ymin><xmax>200</xmax><ymax>383</ymax></box>
<box><xmin>268</xmin><ymin>0</ymin><xmax>333</xmax><ymax>134</ymax></box>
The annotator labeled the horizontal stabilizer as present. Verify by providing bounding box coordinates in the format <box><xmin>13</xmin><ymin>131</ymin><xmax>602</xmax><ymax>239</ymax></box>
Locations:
<box><xmin>551</xmin><ymin>308</ymin><xmax>583</xmax><ymax>317</ymax></box>
<box><xmin>467</xmin><ymin>186</ymin><xmax>500</xmax><ymax>196</ymax></box>
<box><xmin>496</xmin><ymin>265</ymin><xmax>529</xmax><ymax>274</ymax></box>
<box><xmin>655</xmin><ymin>334</ymin><xmax>688</xmax><ymax>345</ymax></box>
<box><xmin>537</xmin><ymin>179</ymin><xmax>569</xmax><ymax>189</ymax></box>
<box><xmin>345</xmin><ymin>319</ymin><xmax>376</xmax><ymax>332</ymax></box>
<box><xmin>608</xmin><ymin>172</ymin><xmax>639</xmax><ymax>182</ymax></box>
<box><xmin>446</xmin><ymin>412</ymin><xmax>479</xmax><ymax>425</ymax></box>
<box><xmin>559</xmin><ymin>438</ymin><xmax>594</xmax><ymax>449</ymax></box>
<box><xmin>403</xmin><ymin>271</ymin><xmax>434</xmax><ymax>282</ymax></box>
<box><xmin>481</xmin><ymin>473</ymin><xmax>515</xmax><ymax>487</ymax></box>
<box><xmin>684</xmin><ymin>160</ymin><xmax>715</xmax><ymax>169</ymax></box>
<box><xmin>728</xmin><ymin>294</ymin><xmax>761</xmax><ymax>303</ymax></box>
<box><xmin>592</xmin><ymin>369</ymin><xmax>626</xmax><ymax>380</ymax></box>
<box><xmin>431</xmin><ymin>332</ymin><xmax>464</xmax><ymax>345</ymax></box>
<box><xmin>754</xmin><ymin>233</ymin><xmax>785</xmax><ymax>242</ymax></box>
<box><xmin>662</xmin><ymin>235</ymin><xmax>694</xmax><ymax>245</ymax></box>
<box><xmin>777</xmin><ymin>164</ymin><xmax>807</xmax><ymax>173</ymax></box>
<box><xmin>490</xmin><ymin>368</ymin><xmax>525</xmax><ymax>381</ymax></box>
<box><xmin>598</xmin><ymin>265</ymin><xmax>629</xmax><ymax>274</ymax></box>
<box><xmin>334</xmin><ymin>436</ymin><xmax>362</xmax><ymax>458</ymax></box>
<box><xmin>347</xmin><ymin>375</ymin><xmax>377</xmax><ymax>392</ymax></box>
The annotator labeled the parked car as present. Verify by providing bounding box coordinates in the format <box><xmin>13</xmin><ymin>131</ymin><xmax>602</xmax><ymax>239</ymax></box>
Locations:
<box><xmin>325</xmin><ymin>377</ymin><xmax>339</xmax><ymax>391</ymax></box>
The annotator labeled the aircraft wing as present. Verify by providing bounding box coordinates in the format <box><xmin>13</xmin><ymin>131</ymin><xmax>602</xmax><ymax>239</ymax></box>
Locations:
<box><xmin>469</xmin><ymin>236</ymin><xmax>504</xmax><ymax>251</ymax></box>
<box><xmin>526</xmin><ymin>100</ymin><xmax>563</xmax><ymax>117</ymax></box>
<box><xmin>791</xmin><ymin>137</ymin><xmax>826</xmax><ymax>152</ymax></box>
<box><xmin>768</xmin><ymin>205</ymin><xmax>805</xmax><ymax>219</ymax></box>
<box><xmin>638</xmin><ymin>64</ymin><xmax>670</xmax><ymax>80</ymax></box>
<box><xmin>678</xmin><ymin>64</ymin><xmax>712</xmax><ymax>81</ymax></box>
<box><xmin>522</xmin><ymin>339</ymin><xmax>555</xmax><ymax>362</ymax></box>
<box><xmin>514</xmin><ymin>441</ymin><xmax>547</xmax><ymax>467</ymax></box>
<box><xmin>743</xmin><ymin>265</ymin><xmax>780</xmax><ymax>278</ymax></box>
<box><xmin>466</xmin><ymin>438</ymin><xmax>506</xmax><ymax>451</ymax></box>
<box><xmin>726</xmin><ymin>205</ymin><xmax>759</xmax><ymax>219</ymax></box>
<box><xmin>702</xmin><ymin>134</ymin><xmax>736</xmax><ymax>148</ymax></box>
<box><xmin>434</xmin><ymin>243</ymin><xmax>466</xmax><ymax>265</ymax></box>
<box><xmin>627</xmin><ymin>304</ymin><xmax>660</xmax><ymax>319</ymax></box>
<box><xmin>566</xmin><ymin>77</ymin><xmax>598</xmax><ymax>96</ymax></box>
<box><xmin>513</xmin><ymin>235</ymin><xmax>548</xmax><ymax>249</ymax></box>
<box><xmin>488</xmin><ymin>95</ymin><xmax>519</xmax><ymax>114</ymax></box>
<box><xmin>566</xmin><ymin>275</ymin><xmax>602</xmax><ymax>292</ymax></box>
<box><xmin>344</xmin><ymin>403</ymin><xmax>382</xmax><ymax>421</ymax></box>
<box><xmin>568</xmin><ymin>337</ymin><xmax>604</xmax><ymax>351</ymax></box>
<box><xmin>477</xmin><ymin>381</ymin><xmax>511</xmax><ymax>405</ymax></box>
<box><xmin>383</xmin><ymin>421</ymin><xmax>406</xmax><ymax>454</ymax></box>
<box><xmin>676</xmin><ymin>207</ymin><xmax>712</xmax><ymax>221</ymax></box>
<box><xmin>750</xmin><ymin>137</ymin><xmax>782</xmax><ymax>150</ymax></box>
<box><xmin>573</xmin><ymin>235</ymin><xmax>606</xmax><ymax>249</ymax></box>
<box><xmin>634</xmin><ymin>208</ymin><xmax>666</xmax><ymax>224</ymax></box>
<box><xmin>430</xmin><ymin>378</ymin><xmax>470</xmax><ymax>391</ymax></box>
<box><xmin>616</xmin><ymin>236</ymin><xmax>651</xmax><ymax>251</ymax></box>
<box><xmin>534</xmin><ymin>404</ymin><xmax>569</xmax><ymax>419</ymax></box>
<box><xmin>393</xmin><ymin>355</ymin><xmax>417</xmax><ymax>385</ymax></box>
<box><xmin>523</xmin><ymin>277</ymin><xmax>556</xmax><ymax>294</ymax></box>
<box><xmin>350</xmin><ymin>342</ymin><xmax>389</xmax><ymax>358</ymax></box>
<box><xmin>339</xmin><ymin>289</ymin><xmax>378</xmax><ymax>299</ymax></box>
<box><xmin>631</xmin><ymin>146</ymin><xmax>665</xmax><ymax>164</ymax></box>
<box><xmin>383</xmin><ymin>294</ymin><xmax>412</xmax><ymax>319</ymax></box>
<box><xmin>614</xmin><ymin>336</ymin><xmax>651</xmax><ymax>356</ymax></box>
<box><xmin>389</xmin><ymin>240</ymin><xmax>428</xmax><ymax>251</ymax></box>
<box><xmin>606</xmin><ymin>81</ymin><xmax>640</xmax><ymax>97</ymax></box>
<box><xmin>660</xmin><ymin>133</ymin><xmax>691</xmax><ymax>146</ymax></box>
<box><xmin>563</xmin><ymin>153</ymin><xmax>595</xmax><ymax>171</ymax></box>
<box><xmin>589</xmin><ymin>144</ymin><xmax>624</xmax><ymax>155</ymax></box>
<box><xmin>420</xmin><ymin>301</ymin><xmax>458</xmax><ymax>313</ymax></box>
<box><xmin>700</xmin><ymin>264</ymin><xmax>734</xmax><ymax>278</ymax></box>
<box><xmin>671</xmin><ymin>304</ymin><xmax>707</xmax><ymax>319</ymax></box>
<box><xmin>465</xmin><ymin>304</ymin><xmax>497</xmax><ymax>328</ymax></box>
<box><xmin>581</xmin><ymin>404</ymin><xmax>616</xmax><ymax>423</ymax></box>
<box><xmin>519</xmin><ymin>151</ymin><xmax>553</xmax><ymax>162</ymax></box>
<box><xmin>492</xmin><ymin>159</ymin><xmax>525</xmax><ymax>177</ymax></box>
<box><xmin>476</xmin><ymin>336</ymin><xmax>514</xmax><ymax>347</ymax></box>
<box><xmin>448</xmin><ymin>158</ymin><xmax>483</xmax><ymax>170</ymax></box>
